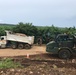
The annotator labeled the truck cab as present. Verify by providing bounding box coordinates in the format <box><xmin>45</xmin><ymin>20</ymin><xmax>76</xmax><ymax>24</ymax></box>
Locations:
<box><xmin>0</xmin><ymin>36</ymin><xmax>7</xmax><ymax>48</ymax></box>
<box><xmin>46</xmin><ymin>34</ymin><xmax>76</xmax><ymax>59</ymax></box>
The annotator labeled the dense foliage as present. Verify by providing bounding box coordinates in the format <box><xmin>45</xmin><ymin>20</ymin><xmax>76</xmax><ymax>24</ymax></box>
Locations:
<box><xmin>0</xmin><ymin>23</ymin><xmax>76</xmax><ymax>44</ymax></box>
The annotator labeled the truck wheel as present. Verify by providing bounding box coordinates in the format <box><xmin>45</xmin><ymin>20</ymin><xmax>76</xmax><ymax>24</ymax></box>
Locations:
<box><xmin>58</xmin><ymin>50</ymin><xmax>71</xmax><ymax>59</ymax></box>
<box><xmin>18</xmin><ymin>44</ymin><xmax>23</xmax><ymax>49</ymax></box>
<box><xmin>24</xmin><ymin>44</ymin><xmax>31</xmax><ymax>49</ymax></box>
<box><xmin>11</xmin><ymin>44</ymin><xmax>17</xmax><ymax>49</ymax></box>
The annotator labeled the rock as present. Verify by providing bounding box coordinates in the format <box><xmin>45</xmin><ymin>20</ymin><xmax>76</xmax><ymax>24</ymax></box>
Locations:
<box><xmin>10</xmin><ymin>69</ymin><xmax>15</xmax><ymax>72</ymax></box>
<box><xmin>38</xmin><ymin>72</ymin><xmax>40</xmax><ymax>74</ymax></box>
<box><xmin>17</xmin><ymin>69</ymin><xmax>21</xmax><ymax>72</ymax></box>
<box><xmin>53</xmin><ymin>64</ymin><xmax>57</xmax><ymax>69</ymax></box>
<box><xmin>30</xmin><ymin>71</ymin><xmax>33</xmax><ymax>74</ymax></box>
<box><xmin>1</xmin><ymin>71</ymin><xmax>3</xmax><ymax>73</ymax></box>
<box><xmin>72</xmin><ymin>59</ymin><xmax>75</xmax><ymax>63</ymax></box>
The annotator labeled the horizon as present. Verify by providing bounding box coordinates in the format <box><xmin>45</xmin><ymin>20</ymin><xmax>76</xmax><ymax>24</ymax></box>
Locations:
<box><xmin>0</xmin><ymin>23</ymin><xmax>75</xmax><ymax>28</ymax></box>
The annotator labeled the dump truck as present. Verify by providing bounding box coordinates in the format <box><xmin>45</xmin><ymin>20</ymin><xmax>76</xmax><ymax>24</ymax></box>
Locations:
<box><xmin>46</xmin><ymin>34</ymin><xmax>76</xmax><ymax>59</ymax></box>
<box><xmin>0</xmin><ymin>31</ymin><xmax>34</xmax><ymax>49</ymax></box>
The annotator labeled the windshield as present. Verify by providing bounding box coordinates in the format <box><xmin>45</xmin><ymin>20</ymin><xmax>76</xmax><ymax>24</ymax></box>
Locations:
<box><xmin>56</xmin><ymin>34</ymin><xmax>74</xmax><ymax>42</ymax></box>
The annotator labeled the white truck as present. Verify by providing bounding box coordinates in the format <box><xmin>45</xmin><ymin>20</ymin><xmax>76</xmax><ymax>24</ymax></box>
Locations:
<box><xmin>0</xmin><ymin>31</ymin><xmax>34</xmax><ymax>49</ymax></box>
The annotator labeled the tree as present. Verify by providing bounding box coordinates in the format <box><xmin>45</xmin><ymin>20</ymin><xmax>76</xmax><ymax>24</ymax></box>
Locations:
<box><xmin>13</xmin><ymin>22</ymin><xmax>38</xmax><ymax>35</ymax></box>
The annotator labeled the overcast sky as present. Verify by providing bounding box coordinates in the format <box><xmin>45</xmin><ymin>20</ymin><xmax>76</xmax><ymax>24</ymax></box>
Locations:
<box><xmin>0</xmin><ymin>0</ymin><xmax>76</xmax><ymax>27</ymax></box>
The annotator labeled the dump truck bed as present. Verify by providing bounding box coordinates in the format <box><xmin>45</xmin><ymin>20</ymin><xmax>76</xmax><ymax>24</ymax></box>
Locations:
<box><xmin>6</xmin><ymin>31</ymin><xmax>34</xmax><ymax>45</ymax></box>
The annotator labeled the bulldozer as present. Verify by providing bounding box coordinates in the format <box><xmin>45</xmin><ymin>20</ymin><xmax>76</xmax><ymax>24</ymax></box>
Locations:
<box><xmin>46</xmin><ymin>34</ymin><xmax>76</xmax><ymax>59</ymax></box>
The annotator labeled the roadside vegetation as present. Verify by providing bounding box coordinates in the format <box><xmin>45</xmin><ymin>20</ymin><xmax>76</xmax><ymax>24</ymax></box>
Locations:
<box><xmin>0</xmin><ymin>22</ymin><xmax>76</xmax><ymax>44</ymax></box>
<box><xmin>0</xmin><ymin>58</ymin><xmax>23</xmax><ymax>69</ymax></box>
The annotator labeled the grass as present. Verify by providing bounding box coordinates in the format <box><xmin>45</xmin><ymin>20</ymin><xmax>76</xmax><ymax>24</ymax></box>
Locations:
<box><xmin>0</xmin><ymin>58</ymin><xmax>23</xmax><ymax>69</ymax></box>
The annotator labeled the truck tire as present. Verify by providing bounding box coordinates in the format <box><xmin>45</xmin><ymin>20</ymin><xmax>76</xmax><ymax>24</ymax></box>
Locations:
<box><xmin>18</xmin><ymin>44</ymin><xmax>24</xmax><ymax>49</ymax></box>
<box><xmin>58</xmin><ymin>50</ymin><xmax>71</xmax><ymax>59</ymax></box>
<box><xmin>11</xmin><ymin>44</ymin><xmax>17</xmax><ymax>49</ymax></box>
<box><xmin>24</xmin><ymin>44</ymin><xmax>31</xmax><ymax>49</ymax></box>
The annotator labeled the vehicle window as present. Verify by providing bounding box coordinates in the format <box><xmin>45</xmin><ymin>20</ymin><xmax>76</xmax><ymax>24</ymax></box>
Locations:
<box><xmin>57</xmin><ymin>35</ymin><xmax>74</xmax><ymax>42</ymax></box>
<box><xmin>57</xmin><ymin>35</ymin><xmax>69</xmax><ymax>42</ymax></box>
<box><xmin>1</xmin><ymin>37</ymin><xmax>4</xmax><ymax>40</ymax></box>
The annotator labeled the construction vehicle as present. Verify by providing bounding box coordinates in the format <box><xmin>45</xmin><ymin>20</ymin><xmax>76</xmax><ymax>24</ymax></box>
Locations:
<box><xmin>46</xmin><ymin>34</ymin><xmax>76</xmax><ymax>59</ymax></box>
<box><xmin>0</xmin><ymin>31</ymin><xmax>34</xmax><ymax>49</ymax></box>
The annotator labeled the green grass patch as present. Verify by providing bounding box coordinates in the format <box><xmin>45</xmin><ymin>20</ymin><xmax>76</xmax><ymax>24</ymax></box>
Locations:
<box><xmin>0</xmin><ymin>58</ymin><xmax>23</xmax><ymax>69</ymax></box>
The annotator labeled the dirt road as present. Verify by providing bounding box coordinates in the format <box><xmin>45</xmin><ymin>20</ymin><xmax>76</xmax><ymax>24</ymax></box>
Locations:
<box><xmin>0</xmin><ymin>45</ymin><xmax>46</xmax><ymax>57</ymax></box>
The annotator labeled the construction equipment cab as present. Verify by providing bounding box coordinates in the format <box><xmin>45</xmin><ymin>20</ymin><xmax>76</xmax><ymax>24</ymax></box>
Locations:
<box><xmin>46</xmin><ymin>34</ymin><xmax>76</xmax><ymax>59</ymax></box>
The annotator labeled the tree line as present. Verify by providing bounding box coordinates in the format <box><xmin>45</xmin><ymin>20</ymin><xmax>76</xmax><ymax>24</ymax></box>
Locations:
<box><xmin>0</xmin><ymin>22</ymin><xmax>76</xmax><ymax>44</ymax></box>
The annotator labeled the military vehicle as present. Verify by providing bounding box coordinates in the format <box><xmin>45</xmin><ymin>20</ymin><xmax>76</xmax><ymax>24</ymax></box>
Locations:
<box><xmin>46</xmin><ymin>34</ymin><xmax>76</xmax><ymax>59</ymax></box>
<box><xmin>0</xmin><ymin>31</ymin><xmax>34</xmax><ymax>49</ymax></box>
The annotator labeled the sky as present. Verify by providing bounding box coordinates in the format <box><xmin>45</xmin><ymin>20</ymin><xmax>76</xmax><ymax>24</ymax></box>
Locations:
<box><xmin>0</xmin><ymin>0</ymin><xmax>76</xmax><ymax>27</ymax></box>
